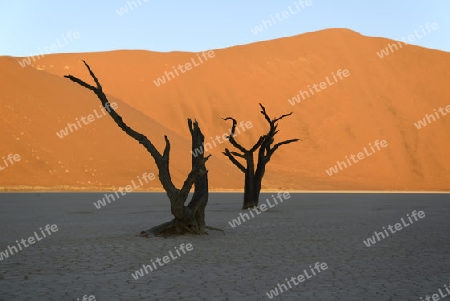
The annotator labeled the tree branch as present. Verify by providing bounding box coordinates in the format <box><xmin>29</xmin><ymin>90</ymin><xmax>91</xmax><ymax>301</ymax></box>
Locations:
<box><xmin>223</xmin><ymin>149</ymin><xmax>246</xmax><ymax>173</ymax></box>
<box><xmin>64</xmin><ymin>61</ymin><xmax>178</xmax><ymax>197</ymax></box>
<box><xmin>186</xmin><ymin>119</ymin><xmax>210</xmax><ymax>215</ymax></box>
<box><xmin>272</xmin><ymin>112</ymin><xmax>293</xmax><ymax>124</ymax></box>
<box><xmin>179</xmin><ymin>154</ymin><xmax>211</xmax><ymax>201</ymax></box>
<box><xmin>259</xmin><ymin>103</ymin><xmax>272</xmax><ymax>126</ymax></box>
<box><xmin>230</xmin><ymin>151</ymin><xmax>245</xmax><ymax>158</ymax></box>
<box><xmin>249</xmin><ymin>135</ymin><xmax>266</xmax><ymax>153</ymax></box>
<box><xmin>267</xmin><ymin>138</ymin><xmax>300</xmax><ymax>159</ymax></box>
<box><xmin>223</xmin><ymin>117</ymin><xmax>248</xmax><ymax>153</ymax></box>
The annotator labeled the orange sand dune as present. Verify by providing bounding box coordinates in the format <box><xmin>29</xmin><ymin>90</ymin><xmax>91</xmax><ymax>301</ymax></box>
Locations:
<box><xmin>0</xmin><ymin>56</ymin><xmax>240</xmax><ymax>191</ymax></box>
<box><xmin>2</xmin><ymin>28</ymin><xmax>450</xmax><ymax>191</ymax></box>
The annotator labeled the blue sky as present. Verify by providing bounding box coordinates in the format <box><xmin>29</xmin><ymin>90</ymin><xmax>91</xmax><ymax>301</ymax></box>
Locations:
<box><xmin>1</xmin><ymin>0</ymin><xmax>449</xmax><ymax>57</ymax></box>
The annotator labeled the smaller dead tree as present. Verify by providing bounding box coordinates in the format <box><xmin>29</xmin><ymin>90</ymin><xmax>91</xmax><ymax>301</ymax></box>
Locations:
<box><xmin>223</xmin><ymin>104</ymin><xmax>300</xmax><ymax>209</ymax></box>
<box><xmin>65</xmin><ymin>61</ymin><xmax>212</xmax><ymax>237</ymax></box>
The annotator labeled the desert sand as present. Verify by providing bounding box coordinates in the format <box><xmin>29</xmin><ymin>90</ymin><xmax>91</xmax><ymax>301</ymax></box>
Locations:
<box><xmin>0</xmin><ymin>193</ymin><xmax>449</xmax><ymax>300</ymax></box>
<box><xmin>1</xmin><ymin>28</ymin><xmax>450</xmax><ymax>191</ymax></box>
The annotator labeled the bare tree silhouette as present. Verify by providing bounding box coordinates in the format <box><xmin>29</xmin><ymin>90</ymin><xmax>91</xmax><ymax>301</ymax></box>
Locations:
<box><xmin>223</xmin><ymin>104</ymin><xmax>300</xmax><ymax>209</ymax></box>
<box><xmin>65</xmin><ymin>61</ymin><xmax>213</xmax><ymax>237</ymax></box>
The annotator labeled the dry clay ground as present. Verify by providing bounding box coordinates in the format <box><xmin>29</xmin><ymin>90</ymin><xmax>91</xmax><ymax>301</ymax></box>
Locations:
<box><xmin>0</xmin><ymin>193</ymin><xmax>449</xmax><ymax>300</ymax></box>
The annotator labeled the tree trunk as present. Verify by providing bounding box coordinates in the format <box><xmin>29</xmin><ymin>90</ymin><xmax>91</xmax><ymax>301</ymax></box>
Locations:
<box><xmin>64</xmin><ymin>61</ymin><xmax>212</xmax><ymax>238</ymax></box>
<box><xmin>241</xmin><ymin>155</ymin><xmax>258</xmax><ymax>209</ymax></box>
<box><xmin>252</xmin><ymin>146</ymin><xmax>268</xmax><ymax>208</ymax></box>
<box><xmin>141</xmin><ymin>119</ymin><xmax>210</xmax><ymax>237</ymax></box>
<box><xmin>243</xmin><ymin>173</ymin><xmax>258</xmax><ymax>209</ymax></box>
<box><xmin>242</xmin><ymin>167</ymin><xmax>264</xmax><ymax>209</ymax></box>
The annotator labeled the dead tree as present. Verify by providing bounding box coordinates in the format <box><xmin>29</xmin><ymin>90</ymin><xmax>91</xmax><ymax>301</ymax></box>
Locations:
<box><xmin>223</xmin><ymin>104</ymin><xmax>299</xmax><ymax>209</ymax></box>
<box><xmin>65</xmin><ymin>61</ymin><xmax>211</xmax><ymax>237</ymax></box>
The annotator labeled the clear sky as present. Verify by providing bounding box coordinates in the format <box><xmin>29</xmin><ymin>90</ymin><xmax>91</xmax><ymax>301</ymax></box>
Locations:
<box><xmin>1</xmin><ymin>0</ymin><xmax>449</xmax><ymax>57</ymax></box>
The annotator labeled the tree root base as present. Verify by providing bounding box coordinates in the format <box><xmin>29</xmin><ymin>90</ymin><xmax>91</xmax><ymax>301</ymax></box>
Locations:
<box><xmin>140</xmin><ymin>219</ymin><xmax>207</xmax><ymax>238</ymax></box>
<box><xmin>242</xmin><ymin>204</ymin><xmax>258</xmax><ymax>210</ymax></box>
<box><xmin>205</xmin><ymin>225</ymin><xmax>225</xmax><ymax>234</ymax></box>
<box><xmin>140</xmin><ymin>220</ymin><xmax>225</xmax><ymax>238</ymax></box>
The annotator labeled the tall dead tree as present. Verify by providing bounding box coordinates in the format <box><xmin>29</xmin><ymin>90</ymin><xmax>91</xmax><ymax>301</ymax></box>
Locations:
<box><xmin>65</xmin><ymin>61</ymin><xmax>211</xmax><ymax>237</ymax></box>
<box><xmin>223</xmin><ymin>104</ymin><xmax>299</xmax><ymax>209</ymax></box>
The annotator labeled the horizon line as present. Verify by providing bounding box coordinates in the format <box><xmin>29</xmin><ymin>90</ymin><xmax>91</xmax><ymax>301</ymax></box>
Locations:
<box><xmin>2</xmin><ymin>27</ymin><xmax>448</xmax><ymax>58</ymax></box>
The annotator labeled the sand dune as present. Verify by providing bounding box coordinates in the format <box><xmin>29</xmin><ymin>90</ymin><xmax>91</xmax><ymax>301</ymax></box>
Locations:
<box><xmin>0</xmin><ymin>56</ymin><xmax>240</xmax><ymax>191</ymax></box>
<box><xmin>2</xmin><ymin>28</ymin><xmax>450</xmax><ymax>191</ymax></box>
